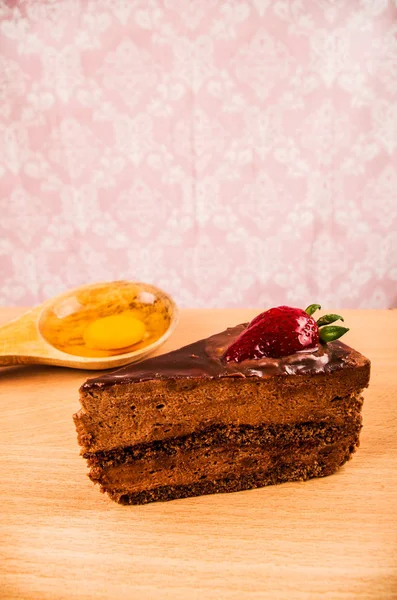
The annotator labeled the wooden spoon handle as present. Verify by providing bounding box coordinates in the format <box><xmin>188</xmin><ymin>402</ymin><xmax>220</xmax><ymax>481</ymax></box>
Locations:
<box><xmin>0</xmin><ymin>308</ymin><xmax>46</xmax><ymax>366</ymax></box>
<box><xmin>0</xmin><ymin>354</ymin><xmax>40</xmax><ymax>366</ymax></box>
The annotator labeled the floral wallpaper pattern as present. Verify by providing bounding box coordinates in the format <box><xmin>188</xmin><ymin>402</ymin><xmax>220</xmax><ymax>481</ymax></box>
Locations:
<box><xmin>0</xmin><ymin>0</ymin><xmax>396</xmax><ymax>308</ymax></box>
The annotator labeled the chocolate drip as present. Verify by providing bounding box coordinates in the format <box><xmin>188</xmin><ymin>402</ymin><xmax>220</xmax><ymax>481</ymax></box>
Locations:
<box><xmin>83</xmin><ymin>324</ymin><xmax>353</xmax><ymax>390</ymax></box>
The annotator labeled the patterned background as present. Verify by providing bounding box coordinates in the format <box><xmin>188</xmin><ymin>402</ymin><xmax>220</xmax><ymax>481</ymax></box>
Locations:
<box><xmin>0</xmin><ymin>0</ymin><xmax>396</xmax><ymax>308</ymax></box>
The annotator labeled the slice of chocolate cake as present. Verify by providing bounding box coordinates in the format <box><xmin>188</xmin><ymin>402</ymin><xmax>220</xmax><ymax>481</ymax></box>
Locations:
<box><xmin>74</xmin><ymin>307</ymin><xmax>370</xmax><ymax>505</ymax></box>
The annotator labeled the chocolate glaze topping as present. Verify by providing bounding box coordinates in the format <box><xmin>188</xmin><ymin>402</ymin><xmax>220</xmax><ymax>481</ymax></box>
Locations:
<box><xmin>83</xmin><ymin>324</ymin><xmax>355</xmax><ymax>390</ymax></box>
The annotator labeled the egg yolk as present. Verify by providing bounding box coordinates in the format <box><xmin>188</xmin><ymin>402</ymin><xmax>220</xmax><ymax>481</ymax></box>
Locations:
<box><xmin>83</xmin><ymin>313</ymin><xmax>146</xmax><ymax>351</ymax></box>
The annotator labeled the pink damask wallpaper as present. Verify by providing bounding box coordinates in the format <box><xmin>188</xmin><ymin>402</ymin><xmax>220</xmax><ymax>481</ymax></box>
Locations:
<box><xmin>0</xmin><ymin>0</ymin><xmax>396</xmax><ymax>308</ymax></box>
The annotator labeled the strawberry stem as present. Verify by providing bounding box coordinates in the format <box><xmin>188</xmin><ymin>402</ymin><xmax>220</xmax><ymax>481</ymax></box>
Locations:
<box><xmin>316</xmin><ymin>314</ymin><xmax>344</xmax><ymax>327</ymax></box>
<box><xmin>305</xmin><ymin>304</ymin><xmax>321</xmax><ymax>316</ymax></box>
<box><xmin>319</xmin><ymin>325</ymin><xmax>349</xmax><ymax>342</ymax></box>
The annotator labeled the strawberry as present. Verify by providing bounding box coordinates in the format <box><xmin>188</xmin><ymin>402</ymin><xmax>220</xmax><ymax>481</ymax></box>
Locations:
<box><xmin>223</xmin><ymin>304</ymin><xmax>348</xmax><ymax>362</ymax></box>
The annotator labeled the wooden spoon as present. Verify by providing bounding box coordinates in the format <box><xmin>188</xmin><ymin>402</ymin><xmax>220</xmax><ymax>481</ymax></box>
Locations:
<box><xmin>0</xmin><ymin>281</ymin><xmax>179</xmax><ymax>370</ymax></box>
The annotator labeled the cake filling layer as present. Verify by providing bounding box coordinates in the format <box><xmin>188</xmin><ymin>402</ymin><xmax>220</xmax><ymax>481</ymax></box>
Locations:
<box><xmin>86</xmin><ymin>418</ymin><xmax>362</xmax><ymax>466</ymax></box>
<box><xmin>75</xmin><ymin>373</ymin><xmax>365</xmax><ymax>453</ymax></box>
<box><xmin>87</xmin><ymin>419</ymin><xmax>361</xmax><ymax>503</ymax></box>
<box><xmin>116</xmin><ymin>452</ymin><xmax>351</xmax><ymax>505</ymax></box>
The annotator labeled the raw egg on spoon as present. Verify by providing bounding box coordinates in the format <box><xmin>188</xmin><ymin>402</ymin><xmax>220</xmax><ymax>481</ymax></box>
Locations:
<box><xmin>0</xmin><ymin>281</ymin><xmax>178</xmax><ymax>370</ymax></box>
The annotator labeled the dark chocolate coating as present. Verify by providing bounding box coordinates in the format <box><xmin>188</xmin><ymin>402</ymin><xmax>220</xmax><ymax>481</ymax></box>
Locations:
<box><xmin>83</xmin><ymin>324</ymin><xmax>353</xmax><ymax>390</ymax></box>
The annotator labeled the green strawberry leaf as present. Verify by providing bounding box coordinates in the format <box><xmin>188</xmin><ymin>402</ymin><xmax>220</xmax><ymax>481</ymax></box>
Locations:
<box><xmin>305</xmin><ymin>304</ymin><xmax>321</xmax><ymax>317</ymax></box>
<box><xmin>317</xmin><ymin>314</ymin><xmax>344</xmax><ymax>327</ymax></box>
<box><xmin>319</xmin><ymin>325</ymin><xmax>349</xmax><ymax>343</ymax></box>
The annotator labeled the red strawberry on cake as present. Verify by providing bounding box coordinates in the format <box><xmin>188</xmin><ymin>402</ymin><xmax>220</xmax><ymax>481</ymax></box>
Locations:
<box><xmin>74</xmin><ymin>304</ymin><xmax>370</xmax><ymax>505</ymax></box>
<box><xmin>224</xmin><ymin>304</ymin><xmax>348</xmax><ymax>361</ymax></box>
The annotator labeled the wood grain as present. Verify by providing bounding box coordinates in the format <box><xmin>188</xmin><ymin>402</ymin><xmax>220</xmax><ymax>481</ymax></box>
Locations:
<box><xmin>1</xmin><ymin>308</ymin><xmax>396</xmax><ymax>600</ymax></box>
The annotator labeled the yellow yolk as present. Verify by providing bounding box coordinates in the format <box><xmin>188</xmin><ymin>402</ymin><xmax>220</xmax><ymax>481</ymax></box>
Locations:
<box><xmin>83</xmin><ymin>313</ymin><xmax>146</xmax><ymax>350</ymax></box>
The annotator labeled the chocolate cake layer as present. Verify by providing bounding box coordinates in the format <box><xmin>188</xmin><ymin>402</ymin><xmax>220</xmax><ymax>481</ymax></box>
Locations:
<box><xmin>74</xmin><ymin>323</ymin><xmax>370</xmax><ymax>505</ymax></box>
<box><xmin>87</xmin><ymin>418</ymin><xmax>361</xmax><ymax>505</ymax></box>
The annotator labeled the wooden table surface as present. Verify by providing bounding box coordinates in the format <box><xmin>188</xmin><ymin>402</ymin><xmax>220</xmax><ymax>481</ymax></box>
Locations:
<box><xmin>1</xmin><ymin>308</ymin><xmax>397</xmax><ymax>600</ymax></box>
